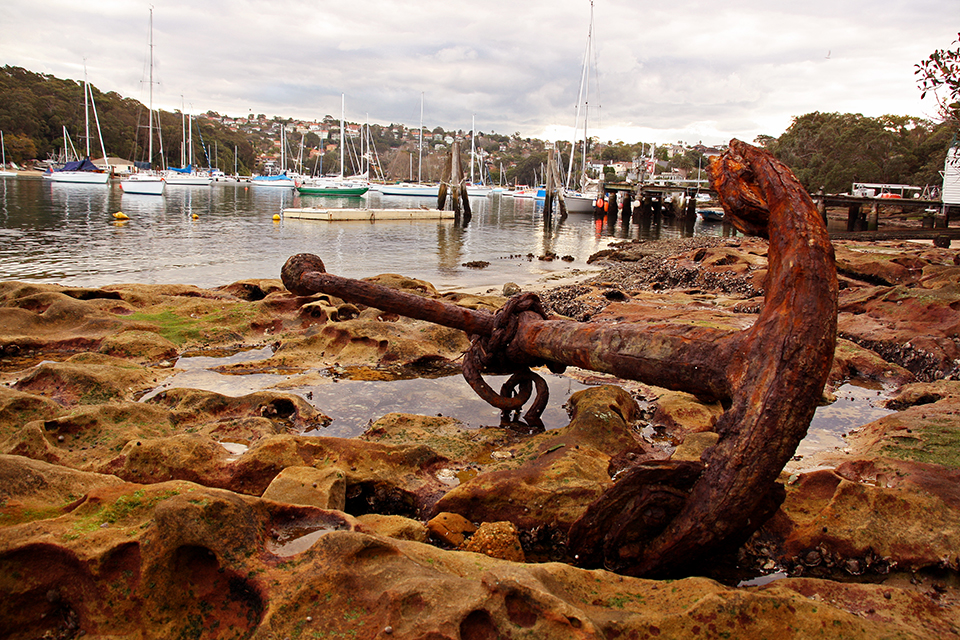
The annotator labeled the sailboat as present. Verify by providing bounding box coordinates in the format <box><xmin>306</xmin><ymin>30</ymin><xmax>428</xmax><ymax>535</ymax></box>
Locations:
<box><xmin>165</xmin><ymin>110</ymin><xmax>212</xmax><ymax>185</ymax></box>
<box><xmin>251</xmin><ymin>127</ymin><xmax>297</xmax><ymax>188</ymax></box>
<box><xmin>47</xmin><ymin>69</ymin><xmax>111</xmax><ymax>184</ymax></box>
<box><xmin>120</xmin><ymin>10</ymin><xmax>165</xmax><ymax>196</ymax></box>
<box><xmin>0</xmin><ymin>132</ymin><xmax>16</xmax><ymax>177</ymax></box>
<box><xmin>377</xmin><ymin>93</ymin><xmax>440</xmax><ymax>197</ymax></box>
<box><xmin>297</xmin><ymin>94</ymin><xmax>369</xmax><ymax>196</ymax></box>
<box><xmin>466</xmin><ymin>114</ymin><xmax>492</xmax><ymax>197</ymax></box>
<box><xmin>563</xmin><ymin>0</ymin><xmax>602</xmax><ymax>213</ymax></box>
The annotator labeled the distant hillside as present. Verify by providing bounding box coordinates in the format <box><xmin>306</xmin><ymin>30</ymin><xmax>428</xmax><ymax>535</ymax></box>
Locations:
<box><xmin>0</xmin><ymin>65</ymin><xmax>953</xmax><ymax>191</ymax></box>
<box><xmin>0</xmin><ymin>66</ymin><xmax>257</xmax><ymax>173</ymax></box>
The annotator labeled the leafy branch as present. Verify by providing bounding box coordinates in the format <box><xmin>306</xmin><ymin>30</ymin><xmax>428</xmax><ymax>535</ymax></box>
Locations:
<box><xmin>916</xmin><ymin>33</ymin><xmax>960</xmax><ymax>128</ymax></box>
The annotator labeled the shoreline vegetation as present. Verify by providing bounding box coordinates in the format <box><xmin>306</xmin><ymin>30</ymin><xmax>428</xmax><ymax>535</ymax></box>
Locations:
<box><xmin>1</xmin><ymin>233</ymin><xmax>958</xmax><ymax>638</ymax></box>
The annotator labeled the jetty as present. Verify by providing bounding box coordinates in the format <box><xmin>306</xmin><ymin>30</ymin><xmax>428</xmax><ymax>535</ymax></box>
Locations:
<box><xmin>574</xmin><ymin>179</ymin><xmax>957</xmax><ymax>246</ymax></box>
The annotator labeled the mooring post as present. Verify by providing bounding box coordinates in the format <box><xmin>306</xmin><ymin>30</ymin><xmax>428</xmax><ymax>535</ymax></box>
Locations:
<box><xmin>438</xmin><ymin>150</ymin><xmax>451</xmax><ymax>211</ymax></box>
<box><xmin>621</xmin><ymin>189</ymin><xmax>632</xmax><ymax>222</ymax></box>
<box><xmin>868</xmin><ymin>201</ymin><xmax>880</xmax><ymax>230</ymax></box>
<box><xmin>846</xmin><ymin>203</ymin><xmax>860</xmax><ymax>232</ymax></box>
<box><xmin>544</xmin><ymin>146</ymin><xmax>556</xmax><ymax>221</ymax></box>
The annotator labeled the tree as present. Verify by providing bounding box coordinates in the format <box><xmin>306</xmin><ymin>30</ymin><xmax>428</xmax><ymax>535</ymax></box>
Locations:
<box><xmin>916</xmin><ymin>33</ymin><xmax>960</xmax><ymax>127</ymax></box>
<box><xmin>771</xmin><ymin>112</ymin><xmax>951</xmax><ymax>193</ymax></box>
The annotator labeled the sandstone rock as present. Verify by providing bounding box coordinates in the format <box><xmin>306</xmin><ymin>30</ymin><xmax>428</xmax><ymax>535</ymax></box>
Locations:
<box><xmin>427</xmin><ymin>511</ymin><xmax>478</xmax><ymax>546</ymax></box>
<box><xmin>13</xmin><ymin>353</ymin><xmax>166</xmax><ymax>406</ymax></box>
<box><xmin>673</xmin><ymin>431</ymin><xmax>720</xmax><ymax>462</ymax></box>
<box><xmin>503</xmin><ymin>282</ymin><xmax>522</xmax><ymax>296</ymax></box>
<box><xmin>271</xmin><ymin>317</ymin><xmax>470</xmax><ymax>369</ymax></box>
<box><xmin>1</xmin><ymin>471</ymin><xmax>954</xmax><ymax>640</ymax></box>
<box><xmin>650</xmin><ymin>389</ymin><xmax>723</xmax><ymax>433</ymax></box>
<box><xmin>0</xmin><ymin>387</ymin><xmax>62</xmax><ymax>433</ymax></box>
<box><xmin>261</xmin><ymin>465</ymin><xmax>346</xmax><ymax>510</ymax></box>
<box><xmin>0</xmin><ymin>454</ymin><xmax>123</xmax><ymax>520</ymax></box>
<box><xmin>433</xmin><ymin>386</ymin><xmax>644</xmax><ymax>532</ymax></box>
<box><xmin>145</xmin><ymin>387</ymin><xmax>331</xmax><ymax>432</ymax></box>
<box><xmin>97</xmin><ymin>329</ymin><xmax>179</xmax><ymax>362</ymax></box>
<box><xmin>356</xmin><ymin>513</ymin><xmax>428</xmax><ymax>542</ymax></box>
<box><xmin>761</xmin><ymin>457</ymin><xmax>960</xmax><ymax>574</ymax></box>
<box><xmin>460</xmin><ymin>520</ymin><xmax>526</xmax><ymax>562</ymax></box>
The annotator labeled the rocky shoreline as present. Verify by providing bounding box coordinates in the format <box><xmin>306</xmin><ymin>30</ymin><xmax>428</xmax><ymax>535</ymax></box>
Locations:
<box><xmin>1</xmin><ymin>236</ymin><xmax>958</xmax><ymax>638</ymax></box>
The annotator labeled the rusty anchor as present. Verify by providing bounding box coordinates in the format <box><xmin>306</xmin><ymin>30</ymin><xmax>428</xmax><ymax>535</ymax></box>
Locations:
<box><xmin>281</xmin><ymin>140</ymin><xmax>838</xmax><ymax>577</ymax></box>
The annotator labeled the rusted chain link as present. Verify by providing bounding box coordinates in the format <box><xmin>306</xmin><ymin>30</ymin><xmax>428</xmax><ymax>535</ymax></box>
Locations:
<box><xmin>461</xmin><ymin>293</ymin><xmax>561</xmax><ymax>427</ymax></box>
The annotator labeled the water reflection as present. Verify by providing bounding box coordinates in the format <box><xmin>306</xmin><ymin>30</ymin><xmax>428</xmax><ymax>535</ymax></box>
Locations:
<box><xmin>141</xmin><ymin>345</ymin><xmax>590</xmax><ymax>437</ymax></box>
<box><xmin>795</xmin><ymin>382</ymin><xmax>895</xmax><ymax>462</ymax></box>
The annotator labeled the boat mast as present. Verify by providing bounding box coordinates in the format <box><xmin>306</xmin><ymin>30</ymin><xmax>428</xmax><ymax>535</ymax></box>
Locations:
<box><xmin>180</xmin><ymin>96</ymin><xmax>186</xmax><ymax>168</ymax></box>
<box><xmin>471</xmin><ymin>114</ymin><xmax>476</xmax><ymax>185</ymax></box>
<box><xmin>83</xmin><ymin>65</ymin><xmax>91</xmax><ymax>158</ymax></box>
<box><xmin>567</xmin><ymin>0</ymin><xmax>593</xmax><ymax>190</ymax></box>
<box><xmin>88</xmin><ymin>80</ymin><xmax>110</xmax><ymax>173</ymax></box>
<box><xmin>148</xmin><ymin>8</ymin><xmax>154</xmax><ymax>168</ymax></box>
<box><xmin>340</xmin><ymin>93</ymin><xmax>345</xmax><ymax>179</ymax></box>
<box><xmin>418</xmin><ymin>93</ymin><xmax>423</xmax><ymax>184</ymax></box>
<box><xmin>189</xmin><ymin>114</ymin><xmax>194</xmax><ymax>167</ymax></box>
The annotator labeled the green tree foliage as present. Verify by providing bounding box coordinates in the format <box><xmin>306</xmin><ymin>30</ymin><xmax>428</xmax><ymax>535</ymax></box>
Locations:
<box><xmin>770</xmin><ymin>112</ymin><xmax>951</xmax><ymax>193</ymax></box>
<box><xmin>508</xmin><ymin>151</ymin><xmax>548</xmax><ymax>186</ymax></box>
<box><xmin>916</xmin><ymin>33</ymin><xmax>960</xmax><ymax>127</ymax></box>
<box><xmin>0</xmin><ymin>65</ymin><xmax>256</xmax><ymax>172</ymax></box>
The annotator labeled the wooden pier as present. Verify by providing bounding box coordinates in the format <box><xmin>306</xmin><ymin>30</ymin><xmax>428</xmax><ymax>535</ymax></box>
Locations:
<box><xmin>575</xmin><ymin>181</ymin><xmax>957</xmax><ymax>247</ymax></box>
<box><xmin>810</xmin><ymin>191</ymin><xmax>956</xmax><ymax>245</ymax></box>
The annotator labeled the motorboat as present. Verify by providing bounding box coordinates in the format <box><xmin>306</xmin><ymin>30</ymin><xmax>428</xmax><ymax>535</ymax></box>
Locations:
<box><xmin>563</xmin><ymin>189</ymin><xmax>598</xmax><ymax>213</ymax></box>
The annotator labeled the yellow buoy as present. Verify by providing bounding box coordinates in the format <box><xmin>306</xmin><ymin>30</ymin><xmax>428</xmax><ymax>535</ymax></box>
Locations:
<box><xmin>113</xmin><ymin>211</ymin><xmax>129</xmax><ymax>220</ymax></box>
<box><xmin>272</xmin><ymin>214</ymin><xmax>281</xmax><ymax>221</ymax></box>
<box><xmin>191</xmin><ymin>213</ymin><xmax>199</xmax><ymax>220</ymax></box>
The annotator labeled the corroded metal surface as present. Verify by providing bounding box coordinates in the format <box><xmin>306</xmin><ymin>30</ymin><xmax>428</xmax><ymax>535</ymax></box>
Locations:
<box><xmin>280</xmin><ymin>140</ymin><xmax>838</xmax><ymax>577</ymax></box>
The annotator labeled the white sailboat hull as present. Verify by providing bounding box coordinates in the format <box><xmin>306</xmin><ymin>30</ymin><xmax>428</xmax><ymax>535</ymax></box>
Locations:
<box><xmin>47</xmin><ymin>171</ymin><xmax>110</xmax><ymax>184</ymax></box>
<box><xmin>164</xmin><ymin>172</ymin><xmax>212</xmax><ymax>186</ymax></box>
<box><xmin>376</xmin><ymin>183</ymin><xmax>440</xmax><ymax>197</ymax></box>
<box><xmin>564</xmin><ymin>190</ymin><xmax>598</xmax><ymax>213</ymax></box>
<box><xmin>121</xmin><ymin>174</ymin><xmax>165</xmax><ymax>195</ymax></box>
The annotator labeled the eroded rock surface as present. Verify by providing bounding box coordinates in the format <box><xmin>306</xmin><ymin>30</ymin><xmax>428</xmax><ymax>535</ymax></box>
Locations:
<box><xmin>1</xmin><ymin>238</ymin><xmax>958</xmax><ymax>637</ymax></box>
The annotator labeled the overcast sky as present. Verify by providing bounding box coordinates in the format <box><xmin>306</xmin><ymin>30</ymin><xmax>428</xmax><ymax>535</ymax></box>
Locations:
<box><xmin>1</xmin><ymin>0</ymin><xmax>955</xmax><ymax>146</ymax></box>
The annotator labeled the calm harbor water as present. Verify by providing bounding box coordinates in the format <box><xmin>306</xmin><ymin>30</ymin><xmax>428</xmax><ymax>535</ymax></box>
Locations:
<box><xmin>0</xmin><ymin>176</ymin><xmax>728</xmax><ymax>291</ymax></box>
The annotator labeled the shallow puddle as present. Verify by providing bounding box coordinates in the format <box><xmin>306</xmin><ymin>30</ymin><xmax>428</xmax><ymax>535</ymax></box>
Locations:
<box><xmin>139</xmin><ymin>346</ymin><xmax>590</xmax><ymax>436</ymax></box>
<box><xmin>794</xmin><ymin>382</ymin><xmax>895</xmax><ymax>460</ymax></box>
<box><xmin>266</xmin><ymin>514</ymin><xmax>351</xmax><ymax>557</ymax></box>
<box><xmin>298</xmin><ymin>372</ymin><xmax>590</xmax><ymax>437</ymax></box>
<box><xmin>140</xmin><ymin>350</ymin><xmax>896</xmax><ymax>451</ymax></box>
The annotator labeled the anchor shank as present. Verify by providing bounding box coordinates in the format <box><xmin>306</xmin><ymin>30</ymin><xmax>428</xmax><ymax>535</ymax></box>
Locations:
<box><xmin>514</xmin><ymin>315</ymin><xmax>735</xmax><ymax>402</ymax></box>
<box><xmin>296</xmin><ymin>269</ymin><xmax>496</xmax><ymax>337</ymax></box>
